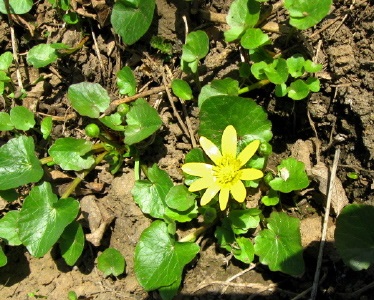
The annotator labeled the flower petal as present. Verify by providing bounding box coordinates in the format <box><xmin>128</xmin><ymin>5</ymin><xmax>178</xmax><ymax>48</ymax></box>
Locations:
<box><xmin>240</xmin><ymin>168</ymin><xmax>264</xmax><ymax>181</ymax></box>
<box><xmin>219</xmin><ymin>187</ymin><xmax>230</xmax><ymax>210</ymax></box>
<box><xmin>221</xmin><ymin>125</ymin><xmax>237</xmax><ymax>157</ymax></box>
<box><xmin>200</xmin><ymin>184</ymin><xmax>220</xmax><ymax>206</ymax></box>
<box><xmin>237</xmin><ymin>140</ymin><xmax>260</xmax><ymax>167</ymax></box>
<box><xmin>230</xmin><ymin>180</ymin><xmax>246</xmax><ymax>203</ymax></box>
<box><xmin>182</xmin><ymin>163</ymin><xmax>214</xmax><ymax>177</ymax></box>
<box><xmin>189</xmin><ymin>176</ymin><xmax>215</xmax><ymax>192</ymax></box>
<box><xmin>200</xmin><ymin>136</ymin><xmax>222</xmax><ymax>164</ymax></box>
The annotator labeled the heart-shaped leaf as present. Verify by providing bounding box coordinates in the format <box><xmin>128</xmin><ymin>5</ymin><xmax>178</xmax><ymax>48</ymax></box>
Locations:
<box><xmin>198</xmin><ymin>78</ymin><xmax>239</xmax><ymax>107</ymax></box>
<box><xmin>59</xmin><ymin>221</ymin><xmax>85</xmax><ymax>266</ymax></box>
<box><xmin>124</xmin><ymin>98</ymin><xmax>162</xmax><ymax>145</ymax></box>
<box><xmin>134</xmin><ymin>220</ymin><xmax>199</xmax><ymax>291</ymax></box>
<box><xmin>0</xmin><ymin>112</ymin><xmax>13</xmax><ymax>131</ymax></box>
<box><xmin>98</xmin><ymin>248</ymin><xmax>126</xmax><ymax>277</ymax></box>
<box><xmin>254</xmin><ymin>212</ymin><xmax>304</xmax><ymax>276</ymax></box>
<box><xmin>117</xmin><ymin>66</ymin><xmax>137</xmax><ymax>96</ymax></box>
<box><xmin>0</xmin><ymin>0</ymin><xmax>33</xmax><ymax>14</ymax></box>
<box><xmin>9</xmin><ymin>106</ymin><xmax>35</xmax><ymax>131</ymax></box>
<box><xmin>111</xmin><ymin>0</ymin><xmax>155</xmax><ymax>45</ymax></box>
<box><xmin>49</xmin><ymin>137</ymin><xmax>95</xmax><ymax>171</ymax></box>
<box><xmin>68</xmin><ymin>82</ymin><xmax>111</xmax><ymax>118</ymax></box>
<box><xmin>18</xmin><ymin>182</ymin><xmax>79</xmax><ymax>257</ymax></box>
<box><xmin>335</xmin><ymin>204</ymin><xmax>374</xmax><ymax>271</ymax></box>
<box><xmin>0</xmin><ymin>210</ymin><xmax>22</xmax><ymax>246</ymax></box>
<box><xmin>0</xmin><ymin>136</ymin><xmax>43</xmax><ymax>190</ymax></box>
<box><xmin>132</xmin><ymin>164</ymin><xmax>173</xmax><ymax>218</ymax></box>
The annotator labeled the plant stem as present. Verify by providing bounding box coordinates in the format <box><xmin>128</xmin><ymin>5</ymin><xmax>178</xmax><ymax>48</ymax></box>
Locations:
<box><xmin>60</xmin><ymin>151</ymin><xmax>108</xmax><ymax>199</ymax></box>
<box><xmin>179</xmin><ymin>223</ymin><xmax>213</xmax><ymax>243</ymax></box>
<box><xmin>39</xmin><ymin>156</ymin><xmax>53</xmax><ymax>165</ymax></box>
<box><xmin>238</xmin><ymin>79</ymin><xmax>270</xmax><ymax>95</ymax></box>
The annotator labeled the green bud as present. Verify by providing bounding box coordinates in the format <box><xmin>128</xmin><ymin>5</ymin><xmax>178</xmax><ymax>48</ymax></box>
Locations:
<box><xmin>347</xmin><ymin>172</ymin><xmax>359</xmax><ymax>180</ymax></box>
<box><xmin>258</xmin><ymin>142</ymin><xmax>272</xmax><ymax>157</ymax></box>
<box><xmin>117</xmin><ymin>103</ymin><xmax>130</xmax><ymax>116</ymax></box>
<box><xmin>85</xmin><ymin>123</ymin><xmax>100</xmax><ymax>138</ymax></box>
<box><xmin>263</xmin><ymin>172</ymin><xmax>274</xmax><ymax>186</ymax></box>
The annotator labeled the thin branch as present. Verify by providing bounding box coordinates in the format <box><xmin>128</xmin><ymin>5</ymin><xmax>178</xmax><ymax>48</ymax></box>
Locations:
<box><xmin>310</xmin><ymin>147</ymin><xmax>341</xmax><ymax>299</ymax></box>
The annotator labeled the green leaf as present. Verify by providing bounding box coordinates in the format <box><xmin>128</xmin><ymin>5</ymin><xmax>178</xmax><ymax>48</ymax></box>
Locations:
<box><xmin>132</xmin><ymin>164</ymin><xmax>173</xmax><ymax>218</ymax></box>
<box><xmin>228</xmin><ymin>209</ymin><xmax>261</xmax><ymax>235</ymax></box>
<box><xmin>68</xmin><ymin>82</ymin><xmax>111</xmax><ymax>118</ymax></box>
<box><xmin>306</xmin><ymin>77</ymin><xmax>320</xmax><ymax>92</ymax></box>
<box><xmin>41</xmin><ymin>116</ymin><xmax>53</xmax><ymax>139</ymax></box>
<box><xmin>224</xmin><ymin>0</ymin><xmax>261</xmax><ymax>42</ymax></box>
<box><xmin>181</xmin><ymin>30</ymin><xmax>209</xmax><ymax>74</ymax></box>
<box><xmin>134</xmin><ymin>220</ymin><xmax>199</xmax><ymax>291</ymax></box>
<box><xmin>264</xmin><ymin>58</ymin><xmax>289</xmax><ymax>85</ymax></box>
<box><xmin>0</xmin><ymin>136</ymin><xmax>43</xmax><ymax>190</ymax></box>
<box><xmin>0</xmin><ymin>246</ymin><xmax>6</xmax><ymax>267</ymax></box>
<box><xmin>0</xmin><ymin>51</ymin><xmax>13</xmax><ymax>71</ymax></box>
<box><xmin>171</xmin><ymin>79</ymin><xmax>193</xmax><ymax>101</ymax></box>
<box><xmin>240</xmin><ymin>28</ymin><xmax>270</xmax><ymax>50</ymax></box>
<box><xmin>111</xmin><ymin>0</ymin><xmax>155</xmax><ymax>45</ymax></box>
<box><xmin>286</xmin><ymin>55</ymin><xmax>305</xmax><ymax>78</ymax></box>
<box><xmin>198</xmin><ymin>78</ymin><xmax>239</xmax><ymax>107</ymax></box>
<box><xmin>0</xmin><ymin>189</ymin><xmax>18</xmax><ymax>202</ymax></box>
<box><xmin>199</xmin><ymin>96</ymin><xmax>273</xmax><ymax>147</ymax></box>
<box><xmin>99</xmin><ymin>113</ymin><xmax>126</xmax><ymax>131</ymax></box>
<box><xmin>0</xmin><ymin>0</ymin><xmax>33</xmax><ymax>14</ymax></box>
<box><xmin>165</xmin><ymin>185</ymin><xmax>196</xmax><ymax>211</ymax></box>
<box><xmin>18</xmin><ymin>182</ymin><xmax>80</xmax><ymax>257</ymax></box>
<box><xmin>254</xmin><ymin>212</ymin><xmax>304</xmax><ymax>276</ymax></box>
<box><xmin>215</xmin><ymin>222</ymin><xmax>235</xmax><ymax>252</ymax></box>
<box><xmin>284</xmin><ymin>0</ymin><xmax>332</xmax><ymax>30</ymax></box>
<box><xmin>275</xmin><ymin>83</ymin><xmax>288</xmax><ymax>97</ymax></box>
<box><xmin>304</xmin><ymin>60</ymin><xmax>323</xmax><ymax>73</ymax></box>
<box><xmin>59</xmin><ymin>221</ymin><xmax>85</xmax><ymax>266</ymax></box>
<box><xmin>335</xmin><ymin>204</ymin><xmax>374</xmax><ymax>271</ymax></box>
<box><xmin>269</xmin><ymin>158</ymin><xmax>309</xmax><ymax>193</ymax></box>
<box><xmin>98</xmin><ymin>248</ymin><xmax>126</xmax><ymax>277</ymax></box>
<box><xmin>0</xmin><ymin>112</ymin><xmax>13</xmax><ymax>131</ymax></box>
<box><xmin>27</xmin><ymin>44</ymin><xmax>59</xmax><ymax>68</ymax></box>
<box><xmin>124</xmin><ymin>98</ymin><xmax>162</xmax><ymax>145</ymax></box>
<box><xmin>9</xmin><ymin>106</ymin><xmax>35</xmax><ymax>131</ymax></box>
<box><xmin>63</xmin><ymin>12</ymin><xmax>79</xmax><ymax>24</ymax></box>
<box><xmin>49</xmin><ymin>137</ymin><xmax>95</xmax><ymax>171</ymax></box>
<box><xmin>117</xmin><ymin>66</ymin><xmax>137</xmax><ymax>96</ymax></box>
<box><xmin>287</xmin><ymin>79</ymin><xmax>310</xmax><ymax>100</ymax></box>
<box><xmin>0</xmin><ymin>210</ymin><xmax>22</xmax><ymax>245</ymax></box>
<box><xmin>261</xmin><ymin>189</ymin><xmax>280</xmax><ymax>206</ymax></box>
<box><xmin>165</xmin><ymin>203</ymin><xmax>199</xmax><ymax>223</ymax></box>
<box><xmin>233</xmin><ymin>237</ymin><xmax>255</xmax><ymax>264</ymax></box>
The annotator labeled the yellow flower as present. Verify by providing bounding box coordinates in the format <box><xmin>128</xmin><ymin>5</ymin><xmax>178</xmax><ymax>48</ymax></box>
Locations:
<box><xmin>182</xmin><ymin>125</ymin><xmax>264</xmax><ymax>210</ymax></box>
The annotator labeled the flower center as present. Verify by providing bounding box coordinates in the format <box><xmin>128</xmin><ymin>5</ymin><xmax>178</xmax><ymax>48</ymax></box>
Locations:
<box><xmin>213</xmin><ymin>155</ymin><xmax>241</xmax><ymax>186</ymax></box>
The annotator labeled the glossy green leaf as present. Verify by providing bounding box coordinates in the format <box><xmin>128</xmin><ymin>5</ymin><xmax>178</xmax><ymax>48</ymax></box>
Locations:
<box><xmin>264</xmin><ymin>58</ymin><xmax>289</xmax><ymax>84</ymax></box>
<box><xmin>228</xmin><ymin>209</ymin><xmax>261</xmax><ymax>235</ymax></box>
<box><xmin>254</xmin><ymin>212</ymin><xmax>304</xmax><ymax>276</ymax></box>
<box><xmin>132</xmin><ymin>164</ymin><xmax>173</xmax><ymax>218</ymax></box>
<box><xmin>171</xmin><ymin>79</ymin><xmax>193</xmax><ymax>101</ymax></box>
<box><xmin>0</xmin><ymin>189</ymin><xmax>18</xmax><ymax>202</ymax></box>
<box><xmin>0</xmin><ymin>210</ymin><xmax>22</xmax><ymax>245</ymax></box>
<box><xmin>27</xmin><ymin>44</ymin><xmax>59</xmax><ymax>68</ymax></box>
<box><xmin>275</xmin><ymin>83</ymin><xmax>288</xmax><ymax>97</ymax></box>
<box><xmin>215</xmin><ymin>222</ymin><xmax>235</xmax><ymax>252</ymax></box>
<box><xmin>124</xmin><ymin>98</ymin><xmax>162</xmax><ymax>145</ymax></box>
<box><xmin>165</xmin><ymin>185</ymin><xmax>196</xmax><ymax>211</ymax></box>
<box><xmin>181</xmin><ymin>30</ymin><xmax>209</xmax><ymax>74</ymax></box>
<box><xmin>335</xmin><ymin>204</ymin><xmax>374</xmax><ymax>271</ymax></box>
<box><xmin>0</xmin><ymin>246</ymin><xmax>6</xmax><ymax>267</ymax></box>
<box><xmin>0</xmin><ymin>112</ymin><xmax>13</xmax><ymax>131</ymax></box>
<box><xmin>199</xmin><ymin>96</ymin><xmax>273</xmax><ymax>147</ymax></box>
<box><xmin>233</xmin><ymin>237</ymin><xmax>255</xmax><ymax>264</ymax></box>
<box><xmin>241</xmin><ymin>28</ymin><xmax>270</xmax><ymax>50</ymax></box>
<box><xmin>269</xmin><ymin>158</ymin><xmax>309</xmax><ymax>193</ymax></box>
<box><xmin>0</xmin><ymin>0</ymin><xmax>33</xmax><ymax>14</ymax></box>
<box><xmin>304</xmin><ymin>60</ymin><xmax>323</xmax><ymax>73</ymax></box>
<box><xmin>49</xmin><ymin>137</ymin><xmax>95</xmax><ymax>171</ymax></box>
<box><xmin>18</xmin><ymin>182</ymin><xmax>79</xmax><ymax>257</ymax></box>
<box><xmin>0</xmin><ymin>51</ymin><xmax>13</xmax><ymax>71</ymax></box>
<box><xmin>117</xmin><ymin>66</ymin><xmax>137</xmax><ymax>96</ymax></box>
<box><xmin>134</xmin><ymin>220</ymin><xmax>199</xmax><ymax>291</ymax></box>
<box><xmin>284</xmin><ymin>0</ymin><xmax>332</xmax><ymax>30</ymax></box>
<box><xmin>63</xmin><ymin>12</ymin><xmax>79</xmax><ymax>24</ymax></box>
<box><xmin>286</xmin><ymin>55</ymin><xmax>305</xmax><ymax>78</ymax></box>
<box><xmin>98</xmin><ymin>248</ymin><xmax>126</xmax><ymax>277</ymax></box>
<box><xmin>59</xmin><ymin>221</ymin><xmax>85</xmax><ymax>266</ymax></box>
<box><xmin>261</xmin><ymin>189</ymin><xmax>280</xmax><ymax>206</ymax></box>
<box><xmin>68</xmin><ymin>82</ymin><xmax>111</xmax><ymax>118</ymax></box>
<box><xmin>165</xmin><ymin>203</ymin><xmax>199</xmax><ymax>223</ymax></box>
<box><xmin>111</xmin><ymin>0</ymin><xmax>155</xmax><ymax>45</ymax></box>
<box><xmin>0</xmin><ymin>136</ymin><xmax>43</xmax><ymax>190</ymax></box>
<box><xmin>99</xmin><ymin>113</ymin><xmax>125</xmax><ymax>131</ymax></box>
<box><xmin>306</xmin><ymin>77</ymin><xmax>320</xmax><ymax>92</ymax></box>
<box><xmin>287</xmin><ymin>79</ymin><xmax>310</xmax><ymax>100</ymax></box>
<box><xmin>198</xmin><ymin>78</ymin><xmax>239</xmax><ymax>107</ymax></box>
<box><xmin>41</xmin><ymin>116</ymin><xmax>53</xmax><ymax>139</ymax></box>
<box><xmin>224</xmin><ymin>0</ymin><xmax>261</xmax><ymax>42</ymax></box>
<box><xmin>10</xmin><ymin>106</ymin><xmax>35</xmax><ymax>131</ymax></box>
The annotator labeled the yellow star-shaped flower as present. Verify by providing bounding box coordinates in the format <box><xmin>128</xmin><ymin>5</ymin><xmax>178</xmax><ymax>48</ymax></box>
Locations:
<box><xmin>182</xmin><ymin>125</ymin><xmax>264</xmax><ymax>210</ymax></box>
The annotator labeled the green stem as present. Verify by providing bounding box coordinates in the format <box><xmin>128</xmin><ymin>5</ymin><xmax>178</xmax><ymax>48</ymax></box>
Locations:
<box><xmin>193</xmin><ymin>71</ymin><xmax>201</xmax><ymax>91</ymax></box>
<box><xmin>60</xmin><ymin>151</ymin><xmax>108</xmax><ymax>199</ymax></box>
<box><xmin>39</xmin><ymin>156</ymin><xmax>53</xmax><ymax>165</ymax></box>
<box><xmin>238</xmin><ymin>79</ymin><xmax>270</xmax><ymax>95</ymax></box>
<box><xmin>178</xmin><ymin>223</ymin><xmax>213</xmax><ymax>243</ymax></box>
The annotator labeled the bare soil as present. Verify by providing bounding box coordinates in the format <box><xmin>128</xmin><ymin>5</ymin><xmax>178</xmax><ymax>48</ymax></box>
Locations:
<box><xmin>0</xmin><ymin>0</ymin><xmax>373</xmax><ymax>299</ymax></box>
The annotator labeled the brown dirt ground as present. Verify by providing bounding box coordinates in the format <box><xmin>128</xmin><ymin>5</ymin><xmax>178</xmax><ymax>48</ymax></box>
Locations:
<box><xmin>0</xmin><ymin>0</ymin><xmax>373</xmax><ymax>299</ymax></box>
